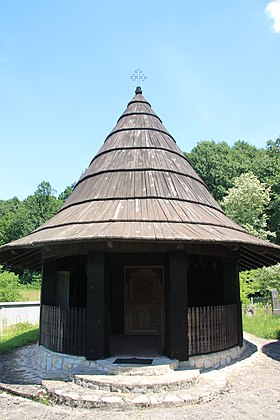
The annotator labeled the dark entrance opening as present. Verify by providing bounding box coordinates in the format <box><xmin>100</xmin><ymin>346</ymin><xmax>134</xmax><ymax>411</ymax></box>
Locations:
<box><xmin>110</xmin><ymin>264</ymin><xmax>165</xmax><ymax>357</ymax></box>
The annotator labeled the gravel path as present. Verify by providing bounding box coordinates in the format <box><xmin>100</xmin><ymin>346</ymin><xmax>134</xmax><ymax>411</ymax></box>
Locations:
<box><xmin>0</xmin><ymin>333</ymin><xmax>279</xmax><ymax>419</ymax></box>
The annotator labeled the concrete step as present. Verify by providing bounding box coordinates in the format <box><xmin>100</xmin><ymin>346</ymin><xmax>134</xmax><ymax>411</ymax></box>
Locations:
<box><xmin>73</xmin><ymin>368</ymin><xmax>199</xmax><ymax>393</ymax></box>
<box><xmin>42</xmin><ymin>371</ymin><xmax>227</xmax><ymax>408</ymax></box>
<box><xmin>91</xmin><ymin>356</ymin><xmax>179</xmax><ymax>376</ymax></box>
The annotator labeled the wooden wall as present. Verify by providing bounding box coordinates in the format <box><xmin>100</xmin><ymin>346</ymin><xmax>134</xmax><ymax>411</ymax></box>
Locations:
<box><xmin>41</xmin><ymin>249</ymin><xmax>242</xmax><ymax>360</ymax></box>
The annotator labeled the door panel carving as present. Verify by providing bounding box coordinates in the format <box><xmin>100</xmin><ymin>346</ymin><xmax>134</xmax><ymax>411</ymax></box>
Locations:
<box><xmin>125</xmin><ymin>267</ymin><xmax>164</xmax><ymax>336</ymax></box>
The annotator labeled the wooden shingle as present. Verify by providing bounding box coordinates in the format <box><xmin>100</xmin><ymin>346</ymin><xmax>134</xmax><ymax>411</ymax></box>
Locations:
<box><xmin>0</xmin><ymin>87</ymin><xmax>279</xmax><ymax>270</ymax></box>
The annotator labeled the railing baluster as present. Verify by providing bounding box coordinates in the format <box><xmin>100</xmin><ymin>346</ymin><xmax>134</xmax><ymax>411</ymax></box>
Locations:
<box><xmin>187</xmin><ymin>303</ymin><xmax>239</xmax><ymax>356</ymax></box>
<box><xmin>40</xmin><ymin>305</ymin><xmax>86</xmax><ymax>356</ymax></box>
<box><xmin>41</xmin><ymin>303</ymin><xmax>238</xmax><ymax>359</ymax></box>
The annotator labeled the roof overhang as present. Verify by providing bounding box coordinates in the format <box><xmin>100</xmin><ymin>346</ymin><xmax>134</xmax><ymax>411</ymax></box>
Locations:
<box><xmin>1</xmin><ymin>237</ymin><xmax>279</xmax><ymax>272</ymax></box>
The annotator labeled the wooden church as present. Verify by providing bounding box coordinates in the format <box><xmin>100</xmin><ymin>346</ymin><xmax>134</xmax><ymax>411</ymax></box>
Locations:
<box><xmin>0</xmin><ymin>86</ymin><xmax>279</xmax><ymax>362</ymax></box>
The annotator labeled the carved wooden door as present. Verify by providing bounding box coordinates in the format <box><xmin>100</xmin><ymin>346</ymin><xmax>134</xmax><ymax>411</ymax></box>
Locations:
<box><xmin>125</xmin><ymin>267</ymin><xmax>164</xmax><ymax>335</ymax></box>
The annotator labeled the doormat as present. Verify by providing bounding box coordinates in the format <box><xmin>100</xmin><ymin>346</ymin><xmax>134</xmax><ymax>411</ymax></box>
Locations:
<box><xmin>113</xmin><ymin>358</ymin><xmax>153</xmax><ymax>365</ymax></box>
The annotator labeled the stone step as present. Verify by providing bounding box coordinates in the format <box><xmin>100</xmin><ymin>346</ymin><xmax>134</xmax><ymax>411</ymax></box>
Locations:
<box><xmin>73</xmin><ymin>368</ymin><xmax>200</xmax><ymax>393</ymax></box>
<box><xmin>42</xmin><ymin>371</ymin><xmax>227</xmax><ymax>408</ymax></box>
<box><xmin>91</xmin><ymin>356</ymin><xmax>179</xmax><ymax>376</ymax></box>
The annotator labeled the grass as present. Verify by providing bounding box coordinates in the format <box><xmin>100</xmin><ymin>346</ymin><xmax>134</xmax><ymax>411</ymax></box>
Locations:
<box><xmin>243</xmin><ymin>306</ymin><xmax>280</xmax><ymax>340</ymax></box>
<box><xmin>34</xmin><ymin>392</ymin><xmax>51</xmax><ymax>405</ymax></box>
<box><xmin>19</xmin><ymin>288</ymin><xmax>40</xmax><ymax>301</ymax></box>
<box><xmin>0</xmin><ymin>323</ymin><xmax>39</xmax><ymax>354</ymax></box>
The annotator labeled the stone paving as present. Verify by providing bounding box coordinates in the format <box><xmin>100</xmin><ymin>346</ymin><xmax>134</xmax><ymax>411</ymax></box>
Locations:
<box><xmin>42</xmin><ymin>369</ymin><xmax>227</xmax><ymax>408</ymax></box>
<box><xmin>0</xmin><ymin>333</ymin><xmax>279</xmax><ymax>418</ymax></box>
<box><xmin>0</xmin><ymin>343</ymin><xmax>227</xmax><ymax>407</ymax></box>
<box><xmin>0</xmin><ymin>344</ymin><xmax>41</xmax><ymax>385</ymax></box>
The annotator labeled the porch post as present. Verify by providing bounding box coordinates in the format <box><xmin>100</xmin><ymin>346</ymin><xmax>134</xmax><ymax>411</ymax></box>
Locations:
<box><xmin>41</xmin><ymin>257</ymin><xmax>56</xmax><ymax>305</ymax></box>
<box><xmin>86</xmin><ymin>251</ymin><xmax>110</xmax><ymax>360</ymax></box>
<box><xmin>223</xmin><ymin>256</ymin><xmax>243</xmax><ymax>347</ymax></box>
<box><xmin>40</xmin><ymin>257</ymin><xmax>56</xmax><ymax>345</ymax></box>
<box><xmin>166</xmin><ymin>252</ymin><xmax>188</xmax><ymax>360</ymax></box>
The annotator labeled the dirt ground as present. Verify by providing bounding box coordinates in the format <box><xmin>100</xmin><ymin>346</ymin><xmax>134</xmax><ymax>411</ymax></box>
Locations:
<box><xmin>0</xmin><ymin>334</ymin><xmax>279</xmax><ymax>420</ymax></box>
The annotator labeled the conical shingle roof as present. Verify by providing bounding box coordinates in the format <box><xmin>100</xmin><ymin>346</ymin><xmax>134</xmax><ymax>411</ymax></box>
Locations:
<box><xmin>0</xmin><ymin>88</ymin><xmax>279</xmax><ymax>270</ymax></box>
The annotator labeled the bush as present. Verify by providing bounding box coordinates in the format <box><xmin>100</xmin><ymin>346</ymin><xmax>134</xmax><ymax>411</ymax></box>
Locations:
<box><xmin>0</xmin><ymin>266</ymin><xmax>21</xmax><ymax>302</ymax></box>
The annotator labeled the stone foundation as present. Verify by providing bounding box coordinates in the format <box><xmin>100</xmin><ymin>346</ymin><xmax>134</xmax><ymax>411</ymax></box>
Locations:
<box><xmin>37</xmin><ymin>342</ymin><xmax>246</xmax><ymax>375</ymax></box>
<box><xmin>179</xmin><ymin>343</ymin><xmax>246</xmax><ymax>370</ymax></box>
<box><xmin>37</xmin><ymin>346</ymin><xmax>97</xmax><ymax>374</ymax></box>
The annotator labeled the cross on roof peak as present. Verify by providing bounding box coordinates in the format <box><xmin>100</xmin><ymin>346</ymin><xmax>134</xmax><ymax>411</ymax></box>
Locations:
<box><xmin>130</xmin><ymin>68</ymin><xmax>147</xmax><ymax>94</ymax></box>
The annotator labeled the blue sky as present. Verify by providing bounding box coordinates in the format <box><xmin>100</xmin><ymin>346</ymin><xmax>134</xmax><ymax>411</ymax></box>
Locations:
<box><xmin>0</xmin><ymin>0</ymin><xmax>280</xmax><ymax>200</ymax></box>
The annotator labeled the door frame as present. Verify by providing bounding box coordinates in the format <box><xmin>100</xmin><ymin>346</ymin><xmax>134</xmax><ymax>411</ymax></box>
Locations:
<box><xmin>124</xmin><ymin>265</ymin><xmax>165</xmax><ymax>349</ymax></box>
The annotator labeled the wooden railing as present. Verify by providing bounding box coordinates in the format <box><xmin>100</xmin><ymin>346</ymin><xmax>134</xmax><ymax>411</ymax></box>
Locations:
<box><xmin>40</xmin><ymin>303</ymin><xmax>239</xmax><ymax>358</ymax></box>
<box><xmin>40</xmin><ymin>305</ymin><xmax>86</xmax><ymax>356</ymax></box>
<box><xmin>187</xmin><ymin>304</ymin><xmax>238</xmax><ymax>356</ymax></box>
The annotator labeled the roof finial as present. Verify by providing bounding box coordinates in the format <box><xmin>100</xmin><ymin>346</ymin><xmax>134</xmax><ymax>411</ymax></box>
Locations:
<box><xmin>130</xmin><ymin>68</ymin><xmax>147</xmax><ymax>94</ymax></box>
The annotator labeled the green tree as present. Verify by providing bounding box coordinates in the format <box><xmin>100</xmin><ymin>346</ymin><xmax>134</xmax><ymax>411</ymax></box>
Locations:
<box><xmin>0</xmin><ymin>181</ymin><xmax>64</xmax><ymax>287</ymax></box>
<box><xmin>24</xmin><ymin>181</ymin><xmax>63</xmax><ymax>229</ymax></box>
<box><xmin>186</xmin><ymin>139</ymin><xmax>280</xmax><ymax>244</ymax></box>
<box><xmin>0</xmin><ymin>181</ymin><xmax>63</xmax><ymax>246</ymax></box>
<box><xmin>254</xmin><ymin>139</ymin><xmax>280</xmax><ymax>244</ymax></box>
<box><xmin>240</xmin><ymin>264</ymin><xmax>280</xmax><ymax>302</ymax></box>
<box><xmin>254</xmin><ymin>264</ymin><xmax>280</xmax><ymax>296</ymax></box>
<box><xmin>239</xmin><ymin>270</ymin><xmax>258</xmax><ymax>306</ymax></box>
<box><xmin>0</xmin><ymin>197</ymin><xmax>21</xmax><ymax>218</ymax></box>
<box><xmin>185</xmin><ymin>141</ymin><xmax>234</xmax><ymax>201</ymax></box>
<box><xmin>58</xmin><ymin>183</ymin><xmax>75</xmax><ymax>202</ymax></box>
<box><xmin>0</xmin><ymin>266</ymin><xmax>21</xmax><ymax>302</ymax></box>
<box><xmin>185</xmin><ymin>140</ymin><xmax>260</xmax><ymax>202</ymax></box>
<box><xmin>0</xmin><ymin>203</ymin><xmax>33</xmax><ymax>245</ymax></box>
<box><xmin>19</xmin><ymin>270</ymin><xmax>42</xmax><ymax>287</ymax></box>
<box><xmin>221</xmin><ymin>172</ymin><xmax>275</xmax><ymax>240</ymax></box>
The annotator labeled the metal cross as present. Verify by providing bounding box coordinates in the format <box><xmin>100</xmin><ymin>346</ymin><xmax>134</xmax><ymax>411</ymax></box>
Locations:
<box><xmin>130</xmin><ymin>68</ymin><xmax>147</xmax><ymax>85</ymax></box>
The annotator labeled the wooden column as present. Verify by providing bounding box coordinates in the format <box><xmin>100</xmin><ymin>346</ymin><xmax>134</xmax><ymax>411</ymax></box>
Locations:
<box><xmin>41</xmin><ymin>257</ymin><xmax>56</xmax><ymax>305</ymax></box>
<box><xmin>166</xmin><ymin>252</ymin><xmax>188</xmax><ymax>360</ymax></box>
<box><xmin>86</xmin><ymin>251</ymin><xmax>109</xmax><ymax>360</ymax></box>
<box><xmin>40</xmin><ymin>257</ymin><xmax>56</xmax><ymax>344</ymax></box>
<box><xmin>223</xmin><ymin>256</ymin><xmax>243</xmax><ymax>347</ymax></box>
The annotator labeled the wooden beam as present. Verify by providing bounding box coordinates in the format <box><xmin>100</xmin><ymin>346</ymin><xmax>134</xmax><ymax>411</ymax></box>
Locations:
<box><xmin>43</xmin><ymin>240</ymin><xmax>236</xmax><ymax>259</ymax></box>
<box><xmin>166</xmin><ymin>252</ymin><xmax>188</xmax><ymax>360</ymax></box>
<box><xmin>86</xmin><ymin>251</ymin><xmax>109</xmax><ymax>360</ymax></box>
<box><xmin>223</xmin><ymin>257</ymin><xmax>243</xmax><ymax>347</ymax></box>
<box><xmin>40</xmin><ymin>258</ymin><xmax>56</xmax><ymax>345</ymax></box>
